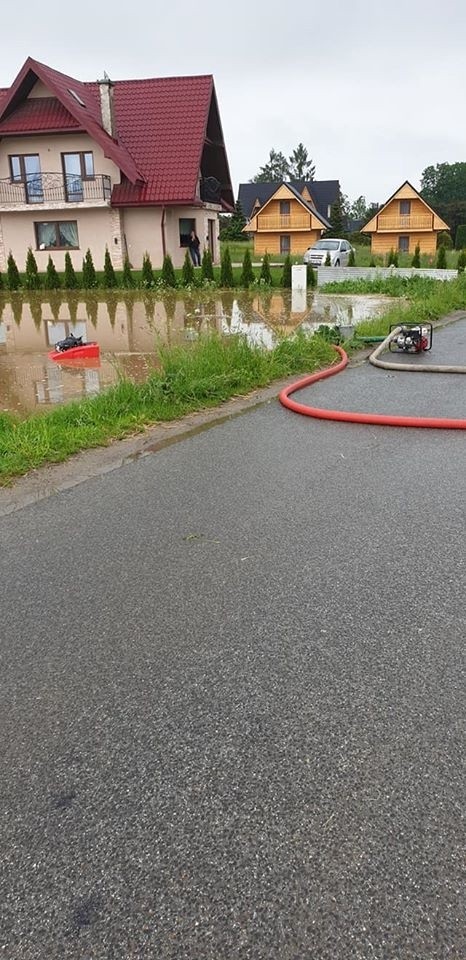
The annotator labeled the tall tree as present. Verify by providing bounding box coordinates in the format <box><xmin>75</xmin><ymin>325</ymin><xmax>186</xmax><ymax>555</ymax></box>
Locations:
<box><xmin>288</xmin><ymin>143</ymin><xmax>315</xmax><ymax>180</ymax></box>
<box><xmin>252</xmin><ymin>148</ymin><xmax>290</xmax><ymax>183</ymax></box>
<box><xmin>222</xmin><ymin>200</ymin><xmax>247</xmax><ymax>240</ymax></box>
<box><xmin>421</xmin><ymin>162</ymin><xmax>466</xmax><ymax>205</ymax></box>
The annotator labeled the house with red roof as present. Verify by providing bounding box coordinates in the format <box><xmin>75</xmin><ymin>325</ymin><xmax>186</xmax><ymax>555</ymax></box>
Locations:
<box><xmin>0</xmin><ymin>57</ymin><xmax>234</xmax><ymax>273</ymax></box>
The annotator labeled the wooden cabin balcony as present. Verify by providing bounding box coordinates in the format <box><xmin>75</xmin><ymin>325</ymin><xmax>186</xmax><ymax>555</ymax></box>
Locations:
<box><xmin>0</xmin><ymin>172</ymin><xmax>112</xmax><ymax>211</ymax></box>
<box><xmin>257</xmin><ymin>214</ymin><xmax>311</xmax><ymax>231</ymax></box>
<box><xmin>377</xmin><ymin>214</ymin><xmax>433</xmax><ymax>232</ymax></box>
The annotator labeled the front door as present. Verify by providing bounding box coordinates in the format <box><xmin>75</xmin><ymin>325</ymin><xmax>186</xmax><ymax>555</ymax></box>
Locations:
<box><xmin>280</xmin><ymin>234</ymin><xmax>291</xmax><ymax>255</ymax></box>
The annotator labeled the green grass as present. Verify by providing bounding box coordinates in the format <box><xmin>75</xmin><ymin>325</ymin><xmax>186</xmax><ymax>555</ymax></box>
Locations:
<box><xmin>0</xmin><ymin>331</ymin><xmax>335</xmax><ymax>484</ymax></box>
<box><xmin>352</xmin><ymin>275</ymin><xmax>466</xmax><ymax>338</ymax></box>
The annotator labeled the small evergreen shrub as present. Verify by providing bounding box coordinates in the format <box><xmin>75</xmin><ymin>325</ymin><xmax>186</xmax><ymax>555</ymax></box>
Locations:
<box><xmin>161</xmin><ymin>254</ymin><xmax>177</xmax><ymax>287</ymax></box>
<box><xmin>240</xmin><ymin>247</ymin><xmax>255</xmax><ymax>287</ymax></box>
<box><xmin>201</xmin><ymin>247</ymin><xmax>214</xmax><ymax>282</ymax></box>
<box><xmin>387</xmin><ymin>248</ymin><xmax>398</xmax><ymax>267</ymax></box>
<box><xmin>455</xmin><ymin>225</ymin><xmax>466</xmax><ymax>250</ymax></box>
<box><xmin>324</xmin><ymin>250</ymin><xmax>331</xmax><ymax>266</ymax></box>
<box><xmin>369</xmin><ymin>256</ymin><xmax>376</xmax><ymax>267</ymax></box>
<box><xmin>7</xmin><ymin>252</ymin><xmax>21</xmax><ymax>290</ymax></box>
<box><xmin>437</xmin><ymin>230</ymin><xmax>452</xmax><ymax>250</ymax></box>
<box><xmin>436</xmin><ymin>245</ymin><xmax>447</xmax><ymax>269</ymax></box>
<box><xmin>122</xmin><ymin>256</ymin><xmax>134</xmax><ymax>288</ymax></box>
<box><xmin>307</xmin><ymin>264</ymin><xmax>317</xmax><ymax>288</ymax></box>
<box><xmin>181</xmin><ymin>250</ymin><xmax>195</xmax><ymax>286</ymax></box>
<box><xmin>260</xmin><ymin>251</ymin><xmax>272</xmax><ymax>284</ymax></box>
<box><xmin>103</xmin><ymin>247</ymin><xmax>117</xmax><ymax>288</ymax></box>
<box><xmin>45</xmin><ymin>256</ymin><xmax>61</xmax><ymax>289</ymax></box>
<box><xmin>281</xmin><ymin>254</ymin><xmax>292</xmax><ymax>288</ymax></box>
<box><xmin>142</xmin><ymin>251</ymin><xmax>155</xmax><ymax>287</ymax></box>
<box><xmin>220</xmin><ymin>246</ymin><xmax>234</xmax><ymax>287</ymax></box>
<box><xmin>25</xmin><ymin>247</ymin><xmax>41</xmax><ymax>290</ymax></box>
<box><xmin>347</xmin><ymin>248</ymin><xmax>356</xmax><ymax>266</ymax></box>
<box><xmin>82</xmin><ymin>249</ymin><xmax>97</xmax><ymax>288</ymax></box>
<box><xmin>411</xmin><ymin>244</ymin><xmax>421</xmax><ymax>268</ymax></box>
<box><xmin>457</xmin><ymin>249</ymin><xmax>466</xmax><ymax>274</ymax></box>
<box><xmin>63</xmin><ymin>252</ymin><xmax>78</xmax><ymax>289</ymax></box>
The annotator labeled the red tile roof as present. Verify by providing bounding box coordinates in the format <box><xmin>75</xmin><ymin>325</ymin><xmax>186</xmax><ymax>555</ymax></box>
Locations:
<box><xmin>0</xmin><ymin>96</ymin><xmax>80</xmax><ymax>133</ymax></box>
<box><xmin>0</xmin><ymin>58</ymin><xmax>233</xmax><ymax>208</ymax></box>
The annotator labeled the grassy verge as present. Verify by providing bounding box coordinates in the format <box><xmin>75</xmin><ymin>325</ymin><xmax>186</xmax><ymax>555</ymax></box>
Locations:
<box><xmin>0</xmin><ymin>331</ymin><xmax>335</xmax><ymax>484</ymax></box>
<box><xmin>352</xmin><ymin>275</ymin><xmax>466</xmax><ymax>338</ymax></box>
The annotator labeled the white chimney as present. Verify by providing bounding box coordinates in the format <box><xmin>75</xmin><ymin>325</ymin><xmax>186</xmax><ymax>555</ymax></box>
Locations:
<box><xmin>98</xmin><ymin>72</ymin><xmax>116</xmax><ymax>138</ymax></box>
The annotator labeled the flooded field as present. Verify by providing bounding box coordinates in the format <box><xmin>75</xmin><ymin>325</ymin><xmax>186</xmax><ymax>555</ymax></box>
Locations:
<box><xmin>0</xmin><ymin>290</ymin><xmax>393</xmax><ymax>415</ymax></box>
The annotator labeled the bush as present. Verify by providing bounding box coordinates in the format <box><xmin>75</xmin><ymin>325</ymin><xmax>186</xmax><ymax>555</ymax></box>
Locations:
<box><xmin>260</xmin><ymin>251</ymin><xmax>272</xmax><ymax>285</ymax></box>
<box><xmin>387</xmin><ymin>248</ymin><xmax>398</xmax><ymax>267</ymax></box>
<box><xmin>103</xmin><ymin>247</ymin><xmax>117</xmax><ymax>288</ymax></box>
<box><xmin>240</xmin><ymin>247</ymin><xmax>255</xmax><ymax>287</ymax></box>
<box><xmin>324</xmin><ymin>250</ymin><xmax>331</xmax><ymax>266</ymax></box>
<box><xmin>307</xmin><ymin>264</ymin><xmax>317</xmax><ymax>288</ymax></box>
<box><xmin>281</xmin><ymin>254</ymin><xmax>292</xmax><ymax>288</ymax></box>
<box><xmin>348</xmin><ymin>248</ymin><xmax>356</xmax><ymax>266</ymax></box>
<box><xmin>369</xmin><ymin>256</ymin><xmax>376</xmax><ymax>267</ymax></box>
<box><xmin>161</xmin><ymin>254</ymin><xmax>176</xmax><ymax>287</ymax></box>
<box><xmin>7</xmin><ymin>252</ymin><xmax>21</xmax><ymax>290</ymax></box>
<box><xmin>220</xmin><ymin>246</ymin><xmax>234</xmax><ymax>287</ymax></box>
<box><xmin>437</xmin><ymin>230</ymin><xmax>452</xmax><ymax>250</ymax></box>
<box><xmin>181</xmin><ymin>250</ymin><xmax>195</xmax><ymax>286</ymax></box>
<box><xmin>142</xmin><ymin>251</ymin><xmax>155</xmax><ymax>287</ymax></box>
<box><xmin>436</xmin><ymin>245</ymin><xmax>447</xmax><ymax>269</ymax></box>
<box><xmin>25</xmin><ymin>247</ymin><xmax>41</xmax><ymax>289</ymax></box>
<box><xmin>455</xmin><ymin>224</ymin><xmax>466</xmax><ymax>250</ymax></box>
<box><xmin>457</xmin><ymin>249</ymin><xmax>466</xmax><ymax>274</ymax></box>
<box><xmin>201</xmin><ymin>247</ymin><xmax>214</xmax><ymax>282</ymax></box>
<box><xmin>0</xmin><ymin>270</ymin><xmax>3</xmax><ymax>290</ymax></box>
<box><xmin>64</xmin><ymin>252</ymin><xmax>78</xmax><ymax>289</ymax></box>
<box><xmin>122</xmin><ymin>256</ymin><xmax>134</xmax><ymax>288</ymax></box>
<box><xmin>82</xmin><ymin>249</ymin><xmax>97</xmax><ymax>288</ymax></box>
<box><xmin>45</xmin><ymin>256</ymin><xmax>61</xmax><ymax>289</ymax></box>
<box><xmin>411</xmin><ymin>244</ymin><xmax>421</xmax><ymax>268</ymax></box>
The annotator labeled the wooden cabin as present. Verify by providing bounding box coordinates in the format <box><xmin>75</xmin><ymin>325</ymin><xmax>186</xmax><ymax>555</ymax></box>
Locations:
<box><xmin>242</xmin><ymin>183</ymin><xmax>330</xmax><ymax>257</ymax></box>
<box><xmin>361</xmin><ymin>181</ymin><xmax>449</xmax><ymax>257</ymax></box>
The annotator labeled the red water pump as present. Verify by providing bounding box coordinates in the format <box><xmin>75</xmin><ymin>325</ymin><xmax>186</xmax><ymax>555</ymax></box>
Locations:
<box><xmin>389</xmin><ymin>322</ymin><xmax>433</xmax><ymax>354</ymax></box>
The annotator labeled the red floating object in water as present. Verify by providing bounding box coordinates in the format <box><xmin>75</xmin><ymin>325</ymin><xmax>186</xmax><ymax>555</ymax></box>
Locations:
<box><xmin>49</xmin><ymin>342</ymin><xmax>100</xmax><ymax>362</ymax></box>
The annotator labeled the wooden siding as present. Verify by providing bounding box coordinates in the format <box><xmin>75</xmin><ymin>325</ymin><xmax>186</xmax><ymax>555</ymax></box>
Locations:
<box><xmin>371</xmin><ymin>232</ymin><xmax>437</xmax><ymax>256</ymax></box>
<box><xmin>256</xmin><ymin>198</ymin><xmax>323</xmax><ymax>232</ymax></box>
<box><xmin>253</xmin><ymin>229</ymin><xmax>321</xmax><ymax>256</ymax></box>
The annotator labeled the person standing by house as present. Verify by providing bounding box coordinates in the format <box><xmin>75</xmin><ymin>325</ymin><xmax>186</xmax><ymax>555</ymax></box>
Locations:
<box><xmin>189</xmin><ymin>230</ymin><xmax>201</xmax><ymax>266</ymax></box>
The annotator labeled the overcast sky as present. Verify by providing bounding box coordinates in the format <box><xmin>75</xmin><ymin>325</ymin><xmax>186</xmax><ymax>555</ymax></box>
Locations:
<box><xmin>2</xmin><ymin>0</ymin><xmax>465</xmax><ymax>205</ymax></box>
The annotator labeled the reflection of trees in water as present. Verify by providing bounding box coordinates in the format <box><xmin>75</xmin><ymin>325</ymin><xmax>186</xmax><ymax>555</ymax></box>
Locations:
<box><xmin>106</xmin><ymin>293</ymin><xmax>119</xmax><ymax>328</ymax></box>
<box><xmin>85</xmin><ymin>297</ymin><xmax>98</xmax><ymax>327</ymax></box>
<box><xmin>48</xmin><ymin>294</ymin><xmax>62</xmax><ymax>323</ymax></box>
<box><xmin>143</xmin><ymin>295</ymin><xmax>155</xmax><ymax>324</ymax></box>
<box><xmin>11</xmin><ymin>295</ymin><xmax>23</xmax><ymax>326</ymax></box>
<box><xmin>29</xmin><ymin>296</ymin><xmax>43</xmax><ymax>329</ymax></box>
<box><xmin>67</xmin><ymin>294</ymin><xmax>79</xmax><ymax>327</ymax></box>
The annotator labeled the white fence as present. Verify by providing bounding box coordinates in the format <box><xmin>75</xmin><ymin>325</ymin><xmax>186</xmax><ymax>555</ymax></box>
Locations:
<box><xmin>316</xmin><ymin>266</ymin><xmax>458</xmax><ymax>286</ymax></box>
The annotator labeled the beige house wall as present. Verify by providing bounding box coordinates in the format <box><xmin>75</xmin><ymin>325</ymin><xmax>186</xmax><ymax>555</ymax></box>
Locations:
<box><xmin>0</xmin><ymin>207</ymin><xmax>122</xmax><ymax>271</ymax></box>
<box><xmin>122</xmin><ymin>208</ymin><xmax>163</xmax><ymax>270</ymax></box>
<box><xmin>0</xmin><ymin>132</ymin><xmax>121</xmax><ymax>184</ymax></box>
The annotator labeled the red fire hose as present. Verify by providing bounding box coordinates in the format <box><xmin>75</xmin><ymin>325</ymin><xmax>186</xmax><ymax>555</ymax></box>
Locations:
<box><xmin>279</xmin><ymin>345</ymin><xmax>466</xmax><ymax>430</ymax></box>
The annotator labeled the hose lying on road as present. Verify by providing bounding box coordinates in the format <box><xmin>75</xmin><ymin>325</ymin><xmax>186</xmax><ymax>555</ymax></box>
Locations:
<box><xmin>279</xmin><ymin>328</ymin><xmax>466</xmax><ymax>430</ymax></box>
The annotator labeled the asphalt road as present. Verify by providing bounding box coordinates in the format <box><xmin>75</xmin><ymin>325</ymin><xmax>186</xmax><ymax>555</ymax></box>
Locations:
<box><xmin>1</xmin><ymin>321</ymin><xmax>465</xmax><ymax>959</ymax></box>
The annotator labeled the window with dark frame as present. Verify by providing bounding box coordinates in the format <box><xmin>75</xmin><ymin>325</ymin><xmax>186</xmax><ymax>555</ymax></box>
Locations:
<box><xmin>400</xmin><ymin>200</ymin><xmax>411</xmax><ymax>216</ymax></box>
<box><xmin>280</xmin><ymin>201</ymin><xmax>290</xmax><ymax>216</ymax></box>
<box><xmin>61</xmin><ymin>152</ymin><xmax>95</xmax><ymax>180</ymax></box>
<box><xmin>35</xmin><ymin>221</ymin><xmax>79</xmax><ymax>250</ymax></box>
<box><xmin>179</xmin><ymin>218</ymin><xmax>196</xmax><ymax>247</ymax></box>
<box><xmin>280</xmin><ymin>235</ymin><xmax>291</xmax><ymax>254</ymax></box>
<box><xmin>398</xmin><ymin>235</ymin><xmax>409</xmax><ymax>253</ymax></box>
<box><xmin>9</xmin><ymin>154</ymin><xmax>43</xmax><ymax>202</ymax></box>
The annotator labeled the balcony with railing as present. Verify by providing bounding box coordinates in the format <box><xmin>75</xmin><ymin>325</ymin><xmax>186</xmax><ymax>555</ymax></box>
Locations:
<box><xmin>0</xmin><ymin>173</ymin><xmax>112</xmax><ymax>211</ymax></box>
<box><xmin>377</xmin><ymin>214</ymin><xmax>433</xmax><ymax>232</ymax></box>
<box><xmin>257</xmin><ymin>214</ymin><xmax>311</xmax><ymax>231</ymax></box>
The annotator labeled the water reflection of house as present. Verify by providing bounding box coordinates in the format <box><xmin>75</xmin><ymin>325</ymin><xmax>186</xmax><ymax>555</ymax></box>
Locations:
<box><xmin>251</xmin><ymin>292</ymin><xmax>309</xmax><ymax>328</ymax></box>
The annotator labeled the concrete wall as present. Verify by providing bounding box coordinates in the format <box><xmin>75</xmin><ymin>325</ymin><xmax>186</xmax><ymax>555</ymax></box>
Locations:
<box><xmin>316</xmin><ymin>266</ymin><xmax>458</xmax><ymax>286</ymax></box>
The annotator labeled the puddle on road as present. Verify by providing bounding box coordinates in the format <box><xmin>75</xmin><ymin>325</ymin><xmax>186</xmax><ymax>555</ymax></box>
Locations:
<box><xmin>0</xmin><ymin>291</ymin><xmax>392</xmax><ymax>415</ymax></box>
